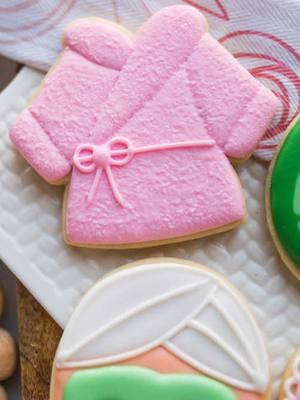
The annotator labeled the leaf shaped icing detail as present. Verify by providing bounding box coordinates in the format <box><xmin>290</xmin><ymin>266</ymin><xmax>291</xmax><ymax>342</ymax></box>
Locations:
<box><xmin>58</xmin><ymin>279</ymin><xmax>216</xmax><ymax>365</ymax></box>
<box><xmin>165</xmin><ymin>295</ymin><xmax>267</xmax><ymax>392</ymax></box>
<box><xmin>63</xmin><ymin>366</ymin><xmax>237</xmax><ymax>400</ymax></box>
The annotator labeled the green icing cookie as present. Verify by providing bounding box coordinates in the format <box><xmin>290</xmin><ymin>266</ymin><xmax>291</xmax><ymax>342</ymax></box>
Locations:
<box><xmin>63</xmin><ymin>366</ymin><xmax>237</xmax><ymax>400</ymax></box>
<box><xmin>269</xmin><ymin>118</ymin><xmax>300</xmax><ymax>269</ymax></box>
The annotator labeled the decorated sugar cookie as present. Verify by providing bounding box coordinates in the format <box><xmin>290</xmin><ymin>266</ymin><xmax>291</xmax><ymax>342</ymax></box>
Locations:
<box><xmin>267</xmin><ymin>117</ymin><xmax>300</xmax><ymax>279</ymax></box>
<box><xmin>50</xmin><ymin>258</ymin><xmax>271</xmax><ymax>400</ymax></box>
<box><xmin>280</xmin><ymin>348</ymin><xmax>300</xmax><ymax>400</ymax></box>
<box><xmin>10</xmin><ymin>6</ymin><xmax>278</xmax><ymax>249</ymax></box>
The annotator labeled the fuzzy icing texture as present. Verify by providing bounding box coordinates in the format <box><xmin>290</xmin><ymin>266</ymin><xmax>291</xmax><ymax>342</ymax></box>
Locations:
<box><xmin>11</xmin><ymin>22</ymin><xmax>133</xmax><ymax>182</ymax></box>
<box><xmin>10</xmin><ymin>6</ymin><xmax>278</xmax><ymax>246</ymax></box>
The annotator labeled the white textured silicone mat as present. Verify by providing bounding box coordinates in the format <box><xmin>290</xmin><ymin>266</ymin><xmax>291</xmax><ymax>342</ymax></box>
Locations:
<box><xmin>1</xmin><ymin>67</ymin><xmax>300</xmax><ymax>398</ymax></box>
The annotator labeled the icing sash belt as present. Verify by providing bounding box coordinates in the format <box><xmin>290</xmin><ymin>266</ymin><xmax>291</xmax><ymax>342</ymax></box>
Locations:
<box><xmin>73</xmin><ymin>137</ymin><xmax>216</xmax><ymax>207</ymax></box>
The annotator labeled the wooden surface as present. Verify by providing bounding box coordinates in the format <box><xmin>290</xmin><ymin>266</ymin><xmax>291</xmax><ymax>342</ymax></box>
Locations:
<box><xmin>17</xmin><ymin>282</ymin><xmax>62</xmax><ymax>400</ymax></box>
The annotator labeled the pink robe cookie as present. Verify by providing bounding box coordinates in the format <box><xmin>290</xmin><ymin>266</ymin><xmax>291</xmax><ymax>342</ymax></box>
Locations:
<box><xmin>10</xmin><ymin>6</ymin><xmax>278</xmax><ymax>248</ymax></box>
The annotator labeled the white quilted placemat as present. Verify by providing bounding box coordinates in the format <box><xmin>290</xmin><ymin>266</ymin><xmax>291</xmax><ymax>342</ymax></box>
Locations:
<box><xmin>1</xmin><ymin>67</ymin><xmax>300</xmax><ymax>398</ymax></box>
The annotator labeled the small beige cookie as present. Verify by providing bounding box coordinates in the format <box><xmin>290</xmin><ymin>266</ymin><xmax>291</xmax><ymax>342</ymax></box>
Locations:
<box><xmin>0</xmin><ymin>329</ymin><xmax>17</xmax><ymax>381</ymax></box>
<box><xmin>279</xmin><ymin>347</ymin><xmax>300</xmax><ymax>400</ymax></box>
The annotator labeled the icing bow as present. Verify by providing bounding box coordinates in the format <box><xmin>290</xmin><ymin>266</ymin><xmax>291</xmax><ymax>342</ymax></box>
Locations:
<box><xmin>285</xmin><ymin>357</ymin><xmax>300</xmax><ymax>400</ymax></box>
<box><xmin>73</xmin><ymin>136</ymin><xmax>216</xmax><ymax>207</ymax></box>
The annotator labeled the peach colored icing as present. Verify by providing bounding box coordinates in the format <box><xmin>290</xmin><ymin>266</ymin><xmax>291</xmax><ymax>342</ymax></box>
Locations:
<box><xmin>54</xmin><ymin>347</ymin><xmax>264</xmax><ymax>400</ymax></box>
<box><xmin>11</xmin><ymin>6</ymin><xmax>278</xmax><ymax>247</ymax></box>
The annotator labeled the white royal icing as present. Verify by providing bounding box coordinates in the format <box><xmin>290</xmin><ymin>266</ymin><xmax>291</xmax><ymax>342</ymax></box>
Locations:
<box><xmin>285</xmin><ymin>356</ymin><xmax>300</xmax><ymax>400</ymax></box>
<box><xmin>56</xmin><ymin>259</ymin><xmax>269</xmax><ymax>393</ymax></box>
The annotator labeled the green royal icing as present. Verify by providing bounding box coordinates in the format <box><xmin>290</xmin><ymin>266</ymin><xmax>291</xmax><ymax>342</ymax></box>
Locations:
<box><xmin>270</xmin><ymin>119</ymin><xmax>300</xmax><ymax>267</ymax></box>
<box><xmin>63</xmin><ymin>366</ymin><xmax>237</xmax><ymax>400</ymax></box>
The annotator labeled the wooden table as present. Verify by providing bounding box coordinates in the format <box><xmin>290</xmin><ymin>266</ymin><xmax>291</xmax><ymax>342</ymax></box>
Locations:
<box><xmin>17</xmin><ymin>283</ymin><xmax>62</xmax><ymax>399</ymax></box>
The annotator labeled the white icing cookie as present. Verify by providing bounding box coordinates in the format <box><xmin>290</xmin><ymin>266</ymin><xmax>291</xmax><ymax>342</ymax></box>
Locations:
<box><xmin>50</xmin><ymin>258</ymin><xmax>271</xmax><ymax>400</ymax></box>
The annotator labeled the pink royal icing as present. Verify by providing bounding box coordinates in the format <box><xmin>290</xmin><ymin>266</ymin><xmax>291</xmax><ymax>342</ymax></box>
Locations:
<box><xmin>11</xmin><ymin>20</ymin><xmax>133</xmax><ymax>183</ymax></box>
<box><xmin>10</xmin><ymin>6</ymin><xmax>278</xmax><ymax>247</ymax></box>
<box><xmin>73</xmin><ymin>137</ymin><xmax>216</xmax><ymax>206</ymax></box>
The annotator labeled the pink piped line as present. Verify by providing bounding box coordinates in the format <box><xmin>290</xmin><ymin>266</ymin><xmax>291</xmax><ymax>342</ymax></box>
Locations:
<box><xmin>75</xmin><ymin>138</ymin><xmax>216</xmax><ymax>207</ymax></box>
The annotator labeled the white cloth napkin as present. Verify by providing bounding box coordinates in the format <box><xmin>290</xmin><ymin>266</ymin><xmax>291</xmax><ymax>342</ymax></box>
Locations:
<box><xmin>0</xmin><ymin>0</ymin><xmax>299</xmax><ymax>161</ymax></box>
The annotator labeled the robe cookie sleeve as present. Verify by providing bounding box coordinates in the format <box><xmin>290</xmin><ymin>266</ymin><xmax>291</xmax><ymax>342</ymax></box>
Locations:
<box><xmin>10</xmin><ymin>21</ymin><xmax>132</xmax><ymax>183</ymax></box>
<box><xmin>185</xmin><ymin>32</ymin><xmax>278</xmax><ymax>160</ymax></box>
